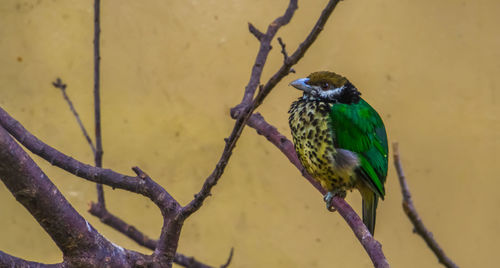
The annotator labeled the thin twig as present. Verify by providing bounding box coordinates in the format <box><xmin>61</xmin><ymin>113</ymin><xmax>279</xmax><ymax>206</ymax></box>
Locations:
<box><xmin>248</xmin><ymin>23</ymin><xmax>264</xmax><ymax>41</ymax></box>
<box><xmin>220</xmin><ymin>248</ymin><xmax>234</xmax><ymax>268</ymax></box>
<box><xmin>52</xmin><ymin>78</ymin><xmax>96</xmax><ymax>154</ymax></box>
<box><xmin>88</xmin><ymin>203</ymin><xmax>213</xmax><ymax>268</ymax></box>
<box><xmin>246</xmin><ymin>112</ymin><xmax>389</xmax><ymax>268</ymax></box>
<box><xmin>88</xmin><ymin>202</ymin><xmax>158</xmax><ymax>250</ymax></box>
<box><xmin>277</xmin><ymin>37</ymin><xmax>289</xmax><ymax>60</ymax></box>
<box><xmin>276</xmin><ymin>37</ymin><xmax>295</xmax><ymax>73</ymax></box>
<box><xmin>393</xmin><ymin>143</ymin><xmax>459</xmax><ymax>268</ymax></box>
<box><xmin>93</xmin><ymin>0</ymin><xmax>106</xmax><ymax>208</ymax></box>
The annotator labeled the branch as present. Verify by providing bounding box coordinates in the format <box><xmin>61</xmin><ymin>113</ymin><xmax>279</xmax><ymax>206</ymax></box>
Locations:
<box><xmin>93</xmin><ymin>0</ymin><xmax>106</xmax><ymax>207</ymax></box>
<box><xmin>219</xmin><ymin>248</ymin><xmax>234</xmax><ymax>268</ymax></box>
<box><xmin>246</xmin><ymin>113</ymin><xmax>389</xmax><ymax>268</ymax></box>
<box><xmin>231</xmin><ymin>0</ymin><xmax>298</xmax><ymax>118</ymax></box>
<box><xmin>0</xmin><ymin>124</ymin><xmax>98</xmax><ymax>253</ymax></box>
<box><xmin>254</xmin><ymin>0</ymin><xmax>341</xmax><ymax>108</ymax></box>
<box><xmin>393</xmin><ymin>143</ymin><xmax>459</xmax><ymax>268</ymax></box>
<box><xmin>179</xmin><ymin>0</ymin><xmax>299</xmax><ymax>221</ymax></box>
<box><xmin>88</xmin><ymin>203</ymin><xmax>214</xmax><ymax>268</ymax></box>
<box><xmin>0</xmin><ymin>107</ymin><xmax>180</xmax><ymax>216</ymax></box>
<box><xmin>178</xmin><ymin>1</ymin><xmax>340</xmax><ymax>262</ymax></box>
<box><xmin>0</xmin><ymin>125</ymin><xmax>151</xmax><ymax>266</ymax></box>
<box><xmin>248</xmin><ymin>23</ymin><xmax>264</xmax><ymax>41</ymax></box>
<box><xmin>52</xmin><ymin>78</ymin><xmax>96</xmax><ymax>154</ymax></box>
<box><xmin>0</xmin><ymin>250</ymin><xmax>62</xmax><ymax>268</ymax></box>
<box><xmin>88</xmin><ymin>202</ymin><xmax>158</xmax><ymax>250</ymax></box>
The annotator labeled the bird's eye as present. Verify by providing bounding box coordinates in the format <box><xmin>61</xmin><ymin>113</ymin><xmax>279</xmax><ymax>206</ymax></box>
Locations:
<box><xmin>321</xmin><ymin>82</ymin><xmax>329</xmax><ymax>90</ymax></box>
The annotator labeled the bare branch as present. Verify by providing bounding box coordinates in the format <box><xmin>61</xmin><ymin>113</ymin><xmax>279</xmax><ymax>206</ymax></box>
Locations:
<box><xmin>52</xmin><ymin>78</ymin><xmax>96</xmax><ymax>154</ymax></box>
<box><xmin>231</xmin><ymin>0</ymin><xmax>298</xmax><ymax>118</ymax></box>
<box><xmin>88</xmin><ymin>202</ymin><xmax>158</xmax><ymax>250</ymax></box>
<box><xmin>0</xmin><ymin>124</ymin><xmax>97</xmax><ymax>253</ymax></box>
<box><xmin>276</xmin><ymin>37</ymin><xmax>295</xmax><ymax>73</ymax></box>
<box><xmin>179</xmin><ymin>0</ymin><xmax>300</xmax><ymax>222</ymax></box>
<box><xmin>0</xmin><ymin>107</ymin><xmax>180</xmax><ymax>215</ymax></box>
<box><xmin>277</xmin><ymin>37</ymin><xmax>289</xmax><ymax>60</ymax></box>
<box><xmin>246</xmin><ymin>112</ymin><xmax>390</xmax><ymax>268</ymax></box>
<box><xmin>0</xmin><ymin>125</ymin><xmax>151</xmax><ymax>266</ymax></box>
<box><xmin>255</xmin><ymin>0</ymin><xmax>341</xmax><ymax>108</ymax></box>
<box><xmin>393</xmin><ymin>143</ymin><xmax>459</xmax><ymax>268</ymax></box>
<box><xmin>174</xmin><ymin>254</ymin><xmax>214</xmax><ymax>268</ymax></box>
<box><xmin>0</xmin><ymin>250</ymin><xmax>62</xmax><ymax>268</ymax></box>
<box><xmin>88</xmin><ymin>203</ymin><xmax>212</xmax><ymax>268</ymax></box>
<box><xmin>220</xmin><ymin>248</ymin><xmax>234</xmax><ymax>268</ymax></box>
<box><xmin>93</xmin><ymin>0</ymin><xmax>106</xmax><ymax>209</ymax></box>
<box><xmin>248</xmin><ymin>23</ymin><xmax>264</xmax><ymax>41</ymax></box>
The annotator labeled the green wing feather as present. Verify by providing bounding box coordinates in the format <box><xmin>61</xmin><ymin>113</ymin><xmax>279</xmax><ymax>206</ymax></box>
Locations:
<box><xmin>329</xmin><ymin>98</ymin><xmax>388</xmax><ymax>198</ymax></box>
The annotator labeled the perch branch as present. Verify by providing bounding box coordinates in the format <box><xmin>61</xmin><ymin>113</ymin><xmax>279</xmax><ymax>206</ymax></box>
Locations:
<box><xmin>393</xmin><ymin>143</ymin><xmax>458</xmax><ymax>268</ymax></box>
<box><xmin>246</xmin><ymin>112</ymin><xmax>389</xmax><ymax>268</ymax></box>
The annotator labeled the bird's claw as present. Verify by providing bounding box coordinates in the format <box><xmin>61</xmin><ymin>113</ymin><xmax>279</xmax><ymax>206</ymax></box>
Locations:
<box><xmin>323</xmin><ymin>190</ymin><xmax>346</xmax><ymax>212</ymax></box>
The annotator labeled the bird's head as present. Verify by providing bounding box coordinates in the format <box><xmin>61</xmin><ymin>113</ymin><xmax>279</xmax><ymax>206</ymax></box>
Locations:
<box><xmin>289</xmin><ymin>71</ymin><xmax>361</xmax><ymax>104</ymax></box>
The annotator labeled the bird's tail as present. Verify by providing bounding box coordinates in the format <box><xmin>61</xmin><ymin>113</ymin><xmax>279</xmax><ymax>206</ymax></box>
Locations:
<box><xmin>362</xmin><ymin>191</ymin><xmax>379</xmax><ymax>235</ymax></box>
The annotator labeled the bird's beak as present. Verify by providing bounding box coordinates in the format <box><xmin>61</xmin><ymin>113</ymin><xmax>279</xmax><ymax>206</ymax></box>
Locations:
<box><xmin>289</xmin><ymin>78</ymin><xmax>312</xmax><ymax>93</ymax></box>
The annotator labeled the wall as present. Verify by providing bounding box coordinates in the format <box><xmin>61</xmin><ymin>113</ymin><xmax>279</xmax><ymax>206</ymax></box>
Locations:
<box><xmin>0</xmin><ymin>0</ymin><xmax>498</xmax><ymax>267</ymax></box>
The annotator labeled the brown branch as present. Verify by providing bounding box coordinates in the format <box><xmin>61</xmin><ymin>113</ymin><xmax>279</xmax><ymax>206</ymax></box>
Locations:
<box><xmin>248</xmin><ymin>23</ymin><xmax>264</xmax><ymax>41</ymax></box>
<box><xmin>253</xmin><ymin>0</ymin><xmax>341</xmax><ymax>108</ymax></box>
<box><xmin>88</xmin><ymin>203</ymin><xmax>213</xmax><ymax>268</ymax></box>
<box><xmin>0</xmin><ymin>107</ymin><xmax>180</xmax><ymax>215</ymax></box>
<box><xmin>246</xmin><ymin>112</ymin><xmax>390</xmax><ymax>268</ymax></box>
<box><xmin>393</xmin><ymin>143</ymin><xmax>459</xmax><ymax>268</ymax></box>
<box><xmin>179</xmin><ymin>0</ymin><xmax>299</xmax><ymax>221</ymax></box>
<box><xmin>247</xmin><ymin>113</ymin><xmax>323</xmax><ymax>192</ymax></box>
<box><xmin>93</xmin><ymin>0</ymin><xmax>106</xmax><ymax>208</ymax></box>
<box><xmin>0</xmin><ymin>124</ymin><xmax>150</xmax><ymax>266</ymax></box>
<box><xmin>220</xmin><ymin>248</ymin><xmax>234</xmax><ymax>268</ymax></box>
<box><xmin>177</xmin><ymin>0</ymin><xmax>340</xmax><ymax>263</ymax></box>
<box><xmin>0</xmin><ymin>250</ymin><xmax>62</xmax><ymax>268</ymax></box>
<box><xmin>231</xmin><ymin>0</ymin><xmax>298</xmax><ymax>119</ymax></box>
<box><xmin>52</xmin><ymin>78</ymin><xmax>96</xmax><ymax>154</ymax></box>
<box><xmin>277</xmin><ymin>37</ymin><xmax>289</xmax><ymax>60</ymax></box>
<box><xmin>276</xmin><ymin>37</ymin><xmax>295</xmax><ymax>73</ymax></box>
<box><xmin>88</xmin><ymin>202</ymin><xmax>158</xmax><ymax>250</ymax></box>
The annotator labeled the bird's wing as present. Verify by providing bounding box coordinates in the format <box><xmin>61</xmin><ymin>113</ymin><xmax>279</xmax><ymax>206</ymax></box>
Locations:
<box><xmin>329</xmin><ymin>98</ymin><xmax>388</xmax><ymax>198</ymax></box>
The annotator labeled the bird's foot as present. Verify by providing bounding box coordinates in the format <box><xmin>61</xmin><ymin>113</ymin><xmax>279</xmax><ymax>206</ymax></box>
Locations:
<box><xmin>323</xmin><ymin>190</ymin><xmax>346</xmax><ymax>212</ymax></box>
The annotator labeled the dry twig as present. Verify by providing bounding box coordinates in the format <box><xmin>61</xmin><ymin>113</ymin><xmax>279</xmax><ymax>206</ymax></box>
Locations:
<box><xmin>393</xmin><ymin>143</ymin><xmax>458</xmax><ymax>268</ymax></box>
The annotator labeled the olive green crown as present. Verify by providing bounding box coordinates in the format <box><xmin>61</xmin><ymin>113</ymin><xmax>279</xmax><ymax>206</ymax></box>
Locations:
<box><xmin>307</xmin><ymin>71</ymin><xmax>348</xmax><ymax>88</ymax></box>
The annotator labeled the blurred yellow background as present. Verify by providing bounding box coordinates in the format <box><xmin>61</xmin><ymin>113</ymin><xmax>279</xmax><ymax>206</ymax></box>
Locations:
<box><xmin>1</xmin><ymin>0</ymin><xmax>499</xmax><ymax>267</ymax></box>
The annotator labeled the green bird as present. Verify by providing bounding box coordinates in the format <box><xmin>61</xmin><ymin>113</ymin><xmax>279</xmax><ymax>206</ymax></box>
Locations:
<box><xmin>288</xmin><ymin>71</ymin><xmax>388</xmax><ymax>235</ymax></box>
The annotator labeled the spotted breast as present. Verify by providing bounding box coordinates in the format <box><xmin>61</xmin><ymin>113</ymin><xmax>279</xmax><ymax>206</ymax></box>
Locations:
<box><xmin>288</xmin><ymin>98</ymin><xmax>358</xmax><ymax>192</ymax></box>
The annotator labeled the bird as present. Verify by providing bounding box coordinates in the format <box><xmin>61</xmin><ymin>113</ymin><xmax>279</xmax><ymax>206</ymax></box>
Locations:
<box><xmin>288</xmin><ymin>71</ymin><xmax>388</xmax><ymax>235</ymax></box>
